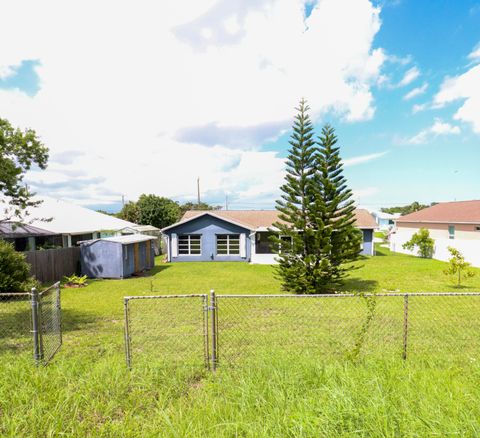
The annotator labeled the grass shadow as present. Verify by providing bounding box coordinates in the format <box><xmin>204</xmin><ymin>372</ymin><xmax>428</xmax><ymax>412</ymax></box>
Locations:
<box><xmin>144</xmin><ymin>264</ymin><xmax>171</xmax><ymax>277</ymax></box>
<box><xmin>0</xmin><ymin>303</ymin><xmax>101</xmax><ymax>342</ymax></box>
<box><xmin>339</xmin><ymin>278</ymin><xmax>379</xmax><ymax>293</ymax></box>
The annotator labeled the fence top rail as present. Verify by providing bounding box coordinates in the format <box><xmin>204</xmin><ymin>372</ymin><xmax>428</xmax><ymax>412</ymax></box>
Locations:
<box><xmin>0</xmin><ymin>292</ymin><xmax>31</xmax><ymax>298</ymax></box>
<box><xmin>125</xmin><ymin>294</ymin><xmax>208</xmax><ymax>301</ymax></box>
<box><xmin>39</xmin><ymin>281</ymin><xmax>61</xmax><ymax>297</ymax></box>
<box><xmin>217</xmin><ymin>292</ymin><xmax>480</xmax><ymax>298</ymax></box>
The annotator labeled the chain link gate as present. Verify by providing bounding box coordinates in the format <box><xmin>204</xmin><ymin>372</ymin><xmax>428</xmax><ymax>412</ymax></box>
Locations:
<box><xmin>124</xmin><ymin>294</ymin><xmax>210</xmax><ymax>369</ymax></box>
<box><xmin>33</xmin><ymin>282</ymin><xmax>63</xmax><ymax>366</ymax></box>
<box><xmin>0</xmin><ymin>282</ymin><xmax>62</xmax><ymax>366</ymax></box>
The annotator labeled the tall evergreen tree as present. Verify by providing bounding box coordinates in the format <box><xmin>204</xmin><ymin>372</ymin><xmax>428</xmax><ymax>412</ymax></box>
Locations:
<box><xmin>311</xmin><ymin>124</ymin><xmax>362</xmax><ymax>289</ymax></box>
<box><xmin>271</xmin><ymin>99</ymin><xmax>317</xmax><ymax>293</ymax></box>
<box><xmin>273</xmin><ymin>103</ymin><xmax>362</xmax><ymax>294</ymax></box>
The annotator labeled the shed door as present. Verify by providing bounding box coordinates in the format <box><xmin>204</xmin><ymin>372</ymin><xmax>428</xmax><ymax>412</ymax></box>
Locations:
<box><xmin>146</xmin><ymin>240</ymin><xmax>151</xmax><ymax>267</ymax></box>
<box><xmin>134</xmin><ymin>243</ymin><xmax>140</xmax><ymax>272</ymax></box>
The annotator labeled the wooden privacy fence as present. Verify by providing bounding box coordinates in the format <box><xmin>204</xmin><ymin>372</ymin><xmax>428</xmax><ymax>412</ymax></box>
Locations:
<box><xmin>24</xmin><ymin>247</ymin><xmax>80</xmax><ymax>283</ymax></box>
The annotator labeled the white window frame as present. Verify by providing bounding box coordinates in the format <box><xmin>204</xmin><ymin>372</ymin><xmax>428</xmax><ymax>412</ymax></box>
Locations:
<box><xmin>178</xmin><ymin>234</ymin><xmax>202</xmax><ymax>256</ymax></box>
<box><xmin>448</xmin><ymin>225</ymin><xmax>455</xmax><ymax>240</ymax></box>
<box><xmin>216</xmin><ymin>234</ymin><xmax>241</xmax><ymax>256</ymax></box>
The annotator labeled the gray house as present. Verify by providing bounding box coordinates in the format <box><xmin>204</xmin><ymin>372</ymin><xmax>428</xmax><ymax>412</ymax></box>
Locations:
<box><xmin>162</xmin><ymin>209</ymin><xmax>377</xmax><ymax>264</ymax></box>
<box><xmin>80</xmin><ymin>234</ymin><xmax>156</xmax><ymax>278</ymax></box>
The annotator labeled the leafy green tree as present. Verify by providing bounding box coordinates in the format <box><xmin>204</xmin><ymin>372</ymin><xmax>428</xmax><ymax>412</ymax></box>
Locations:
<box><xmin>402</xmin><ymin>228</ymin><xmax>434</xmax><ymax>258</ymax></box>
<box><xmin>118</xmin><ymin>201</ymin><xmax>140</xmax><ymax>223</ymax></box>
<box><xmin>178</xmin><ymin>201</ymin><xmax>221</xmax><ymax>219</ymax></box>
<box><xmin>444</xmin><ymin>246</ymin><xmax>475</xmax><ymax>287</ymax></box>
<box><xmin>272</xmin><ymin>100</ymin><xmax>361</xmax><ymax>293</ymax></box>
<box><xmin>381</xmin><ymin>201</ymin><xmax>435</xmax><ymax>216</ymax></box>
<box><xmin>0</xmin><ymin>240</ymin><xmax>36</xmax><ymax>292</ymax></box>
<box><xmin>136</xmin><ymin>194</ymin><xmax>180</xmax><ymax>229</ymax></box>
<box><xmin>0</xmin><ymin>118</ymin><xmax>49</xmax><ymax>222</ymax></box>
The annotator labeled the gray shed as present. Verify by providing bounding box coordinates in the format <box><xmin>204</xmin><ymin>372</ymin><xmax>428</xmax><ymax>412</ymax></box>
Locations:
<box><xmin>80</xmin><ymin>234</ymin><xmax>156</xmax><ymax>279</ymax></box>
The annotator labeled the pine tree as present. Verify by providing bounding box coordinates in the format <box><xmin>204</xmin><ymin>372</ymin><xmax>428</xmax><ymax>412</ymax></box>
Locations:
<box><xmin>272</xmin><ymin>103</ymin><xmax>362</xmax><ymax>294</ymax></box>
<box><xmin>271</xmin><ymin>99</ymin><xmax>317</xmax><ymax>294</ymax></box>
<box><xmin>310</xmin><ymin>124</ymin><xmax>362</xmax><ymax>289</ymax></box>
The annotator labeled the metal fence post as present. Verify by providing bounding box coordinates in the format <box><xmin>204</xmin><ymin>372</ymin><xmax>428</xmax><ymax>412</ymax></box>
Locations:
<box><xmin>210</xmin><ymin>290</ymin><xmax>217</xmax><ymax>371</ymax></box>
<box><xmin>56</xmin><ymin>282</ymin><xmax>63</xmax><ymax>347</ymax></box>
<box><xmin>31</xmin><ymin>287</ymin><xmax>43</xmax><ymax>365</ymax></box>
<box><xmin>403</xmin><ymin>294</ymin><xmax>409</xmax><ymax>360</ymax></box>
<box><xmin>203</xmin><ymin>295</ymin><xmax>210</xmax><ymax>370</ymax></box>
<box><xmin>124</xmin><ymin>298</ymin><xmax>132</xmax><ymax>369</ymax></box>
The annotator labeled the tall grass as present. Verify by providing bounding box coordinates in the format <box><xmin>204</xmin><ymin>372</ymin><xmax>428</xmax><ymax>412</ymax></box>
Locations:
<box><xmin>1</xmin><ymin>355</ymin><xmax>480</xmax><ymax>436</ymax></box>
<box><xmin>1</xmin><ymin>248</ymin><xmax>480</xmax><ymax>435</ymax></box>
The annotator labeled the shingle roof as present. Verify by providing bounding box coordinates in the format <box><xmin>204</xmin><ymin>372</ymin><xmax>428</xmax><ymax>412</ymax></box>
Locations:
<box><xmin>0</xmin><ymin>222</ymin><xmax>57</xmax><ymax>238</ymax></box>
<box><xmin>176</xmin><ymin>208</ymin><xmax>377</xmax><ymax>230</ymax></box>
<box><xmin>397</xmin><ymin>200</ymin><xmax>480</xmax><ymax>224</ymax></box>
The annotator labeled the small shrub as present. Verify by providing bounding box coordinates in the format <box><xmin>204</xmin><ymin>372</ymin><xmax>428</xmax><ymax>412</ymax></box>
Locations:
<box><xmin>0</xmin><ymin>240</ymin><xmax>36</xmax><ymax>292</ymax></box>
<box><xmin>402</xmin><ymin>228</ymin><xmax>434</xmax><ymax>258</ymax></box>
<box><xmin>444</xmin><ymin>247</ymin><xmax>475</xmax><ymax>287</ymax></box>
<box><xmin>63</xmin><ymin>274</ymin><xmax>88</xmax><ymax>288</ymax></box>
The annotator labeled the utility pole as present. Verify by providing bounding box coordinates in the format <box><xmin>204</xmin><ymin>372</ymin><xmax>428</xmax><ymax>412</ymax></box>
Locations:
<box><xmin>225</xmin><ymin>193</ymin><xmax>229</xmax><ymax>211</ymax></box>
<box><xmin>121</xmin><ymin>195</ymin><xmax>125</xmax><ymax>207</ymax></box>
<box><xmin>197</xmin><ymin>177</ymin><xmax>201</xmax><ymax>205</ymax></box>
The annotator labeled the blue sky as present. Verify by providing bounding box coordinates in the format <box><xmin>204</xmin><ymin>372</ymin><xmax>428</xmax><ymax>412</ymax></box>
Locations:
<box><xmin>264</xmin><ymin>0</ymin><xmax>480</xmax><ymax>210</ymax></box>
<box><xmin>0</xmin><ymin>0</ymin><xmax>479</xmax><ymax>212</ymax></box>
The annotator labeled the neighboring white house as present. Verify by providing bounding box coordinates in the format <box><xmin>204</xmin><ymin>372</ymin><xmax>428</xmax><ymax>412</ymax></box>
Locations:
<box><xmin>1</xmin><ymin>196</ymin><xmax>138</xmax><ymax>249</ymax></box>
<box><xmin>372</xmin><ymin>211</ymin><xmax>400</xmax><ymax>231</ymax></box>
<box><xmin>390</xmin><ymin>200</ymin><xmax>480</xmax><ymax>267</ymax></box>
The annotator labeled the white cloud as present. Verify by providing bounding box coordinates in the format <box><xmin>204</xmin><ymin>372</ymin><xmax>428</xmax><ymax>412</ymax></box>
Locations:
<box><xmin>412</xmin><ymin>102</ymin><xmax>428</xmax><ymax>114</ymax></box>
<box><xmin>344</xmin><ymin>151</ymin><xmax>388</xmax><ymax>166</ymax></box>
<box><xmin>0</xmin><ymin>64</ymin><xmax>16</xmax><ymax>79</ymax></box>
<box><xmin>434</xmin><ymin>63</ymin><xmax>480</xmax><ymax>133</ymax></box>
<box><xmin>353</xmin><ymin>187</ymin><xmax>379</xmax><ymax>201</ymax></box>
<box><xmin>398</xmin><ymin>66</ymin><xmax>420</xmax><ymax>87</ymax></box>
<box><xmin>403</xmin><ymin>83</ymin><xmax>428</xmax><ymax>100</ymax></box>
<box><xmin>467</xmin><ymin>43</ymin><xmax>480</xmax><ymax>61</ymax></box>
<box><xmin>0</xmin><ymin>0</ymin><xmax>385</xmax><ymax>207</ymax></box>
<box><xmin>405</xmin><ymin>118</ymin><xmax>461</xmax><ymax>145</ymax></box>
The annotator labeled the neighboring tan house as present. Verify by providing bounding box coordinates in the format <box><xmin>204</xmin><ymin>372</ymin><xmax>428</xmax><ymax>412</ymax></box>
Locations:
<box><xmin>390</xmin><ymin>200</ymin><xmax>480</xmax><ymax>267</ymax></box>
<box><xmin>162</xmin><ymin>209</ymin><xmax>377</xmax><ymax>264</ymax></box>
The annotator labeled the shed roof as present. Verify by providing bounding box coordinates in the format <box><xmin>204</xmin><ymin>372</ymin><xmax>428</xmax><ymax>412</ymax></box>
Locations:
<box><xmin>79</xmin><ymin>234</ymin><xmax>156</xmax><ymax>246</ymax></box>
<box><xmin>121</xmin><ymin>225</ymin><xmax>161</xmax><ymax>233</ymax></box>
<box><xmin>397</xmin><ymin>200</ymin><xmax>480</xmax><ymax>224</ymax></box>
<box><xmin>163</xmin><ymin>208</ymin><xmax>377</xmax><ymax>232</ymax></box>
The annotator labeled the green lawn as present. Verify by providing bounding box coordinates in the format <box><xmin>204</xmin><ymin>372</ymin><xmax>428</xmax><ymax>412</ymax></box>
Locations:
<box><xmin>2</xmin><ymin>246</ymin><xmax>480</xmax><ymax>436</ymax></box>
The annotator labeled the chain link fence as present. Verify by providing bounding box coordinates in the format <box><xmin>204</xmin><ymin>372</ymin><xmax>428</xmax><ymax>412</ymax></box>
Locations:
<box><xmin>0</xmin><ymin>292</ymin><xmax>32</xmax><ymax>358</ymax></box>
<box><xmin>0</xmin><ymin>282</ymin><xmax>62</xmax><ymax>366</ymax></box>
<box><xmin>124</xmin><ymin>292</ymin><xmax>480</xmax><ymax>369</ymax></box>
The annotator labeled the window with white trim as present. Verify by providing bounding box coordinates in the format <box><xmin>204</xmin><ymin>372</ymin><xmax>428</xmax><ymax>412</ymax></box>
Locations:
<box><xmin>178</xmin><ymin>234</ymin><xmax>201</xmax><ymax>255</ymax></box>
<box><xmin>216</xmin><ymin>234</ymin><xmax>240</xmax><ymax>255</ymax></box>
<box><xmin>448</xmin><ymin>225</ymin><xmax>455</xmax><ymax>240</ymax></box>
